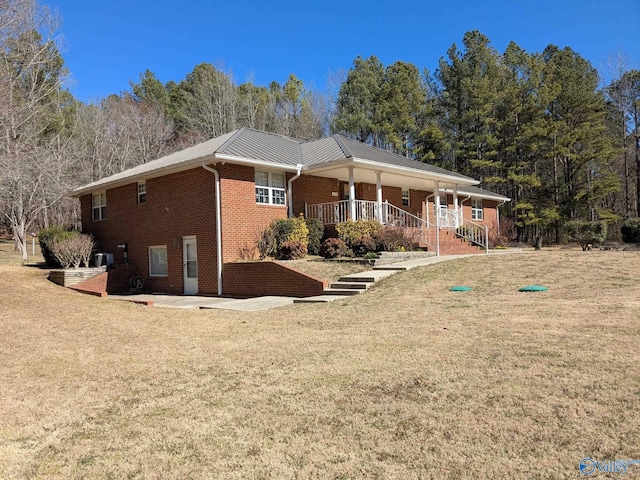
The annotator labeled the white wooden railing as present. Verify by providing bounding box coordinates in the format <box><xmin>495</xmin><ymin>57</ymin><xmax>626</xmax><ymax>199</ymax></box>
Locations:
<box><xmin>305</xmin><ymin>200</ymin><xmax>433</xmax><ymax>247</ymax></box>
<box><xmin>456</xmin><ymin>217</ymin><xmax>489</xmax><ymax>252</ymax></box>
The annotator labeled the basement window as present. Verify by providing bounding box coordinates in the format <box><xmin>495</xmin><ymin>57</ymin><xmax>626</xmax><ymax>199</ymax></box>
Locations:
<box><xmin>149</xmin><ymin>245</ymin><xmax>168</xmax><ymax>277</ymax></box>
<box><xmin>255</xmin><ymin>171</ymin><xmax>286</xmax><ymax>206</ymax></box>
<box><xmin>137</xmin><ymin>181</ymin><xmax>146</xmax><ymax>204</ymax></box>
<box><xmin>402</xmin><ymin>188</ymin><xmax>410</xmax><ymax>207</ymax></box>
<box><xmin>472</xmin><ymin>199</ymin><xmax>484</xmax><ymax>220</ymax></box>
<box><xmin>92</xmin><ymin>192</ymin><xmax>106</xmax><ymax>221</ymax></box>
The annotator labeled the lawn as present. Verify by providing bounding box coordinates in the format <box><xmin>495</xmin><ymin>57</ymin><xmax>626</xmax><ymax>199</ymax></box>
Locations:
<box><xmin>1</xmin><ymin>244</ymin><xmax>639</xmax><ymax>479</ymax></box>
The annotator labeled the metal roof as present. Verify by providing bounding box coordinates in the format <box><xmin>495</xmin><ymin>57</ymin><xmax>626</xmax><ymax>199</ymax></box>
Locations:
<box><xmin>217</xmin><ymin>128</ymin><xmax>303</xmax><ymax>165</ymax></box>
<box><xmin>449</xmin><ymin>185</ymin><xmax>511</xmax><ymax>201</ymax></box>
<box><xmin>72</xmin><ymin>128</ymin><xmax>503</xmax><ymax>197</ymax></box>
<box><xmin>332</xmin><ymin>135</ymin><xmax>477</xmax><ymax>181</ymax></box>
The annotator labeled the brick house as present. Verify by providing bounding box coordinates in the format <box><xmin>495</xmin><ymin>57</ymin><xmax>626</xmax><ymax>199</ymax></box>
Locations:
<box><xmin>72</xmin><ymin>128</ymin><xmax>509</xmax><ymax>296</ymax></box>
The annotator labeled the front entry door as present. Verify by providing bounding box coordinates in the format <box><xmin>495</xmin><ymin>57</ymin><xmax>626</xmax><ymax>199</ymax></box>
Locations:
<box><xmin>182</xmin><ymin>237</ymin><xmax>198</xmax><ymax>295</ymax></box>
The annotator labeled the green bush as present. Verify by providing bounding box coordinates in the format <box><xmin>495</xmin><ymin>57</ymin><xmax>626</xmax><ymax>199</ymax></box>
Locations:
<box><xmin>336</xmin><ymin>220</ymin><xmax>382</xmax><ymax>248</ymax></box>
<box><xmin>305</xmin><ymin>217</ymin><xmax>324</xmax><ymax>255</ymax></box>
<box><xmin>621</xmin><ymin>218</ymin><xmax>640</xmax><ymax>243</ymax></box>
<box><xmin>39</xmin><ymin>225</ymin><xmax>79</xmax><ymax>268</ymax></box>
<box><xmin>320</xmin><ymin>238</ymin><xmax>350</xmax><ymax>259</ymax></box>
<box><xmin>278</xmin><ymin>241</ymin><xmax>308</xmax><ymax>260</ymax></box>
<box><xmin>565</xmin><ymin>220</ymin><xmax>607</xmax><ymax>250</ymax></box>
<box><xmin>265</xmin><ymin>216</ymin><xmax>309</xmax><ymax>259</ymax></box>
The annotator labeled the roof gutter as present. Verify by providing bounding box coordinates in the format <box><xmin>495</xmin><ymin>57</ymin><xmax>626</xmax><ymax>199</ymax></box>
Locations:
<box><xmin>201</xmin><ymin>161</ymin><xmax>223</xmax><ymax>296</ymax></box>
<box><xmin>213</xmin><ymin>153</ymin><xmax>301</xmax><ymax>172</ymax></box>
<box><xmin>288</xmin><ymin>164</ymin><xmax>304</xmax><ymax>218</ymax></box>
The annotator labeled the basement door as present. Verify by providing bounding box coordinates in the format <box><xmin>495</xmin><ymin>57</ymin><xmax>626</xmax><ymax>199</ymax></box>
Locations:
<box><xmin>182</xmin><ymin>236</ymin><xmax>198</xmax><ymax>295</ymax></box>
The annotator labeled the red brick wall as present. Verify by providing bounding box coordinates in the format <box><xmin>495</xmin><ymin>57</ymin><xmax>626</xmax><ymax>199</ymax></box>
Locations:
<box><xmin>222</xmin><ymin>261</ymin><xmax>327</xmax><ymax>298</ymax></box>
<box><xmin>292</xmin><ymin>174</ymin><xmax>341</xmax><ymax>216</ymax></box>
<box><xmin>218</xmin><ymin>163</ymin><xmax>289</xmax><ymax>262</ymax></box>
<box><xmin>80</xmin><ymin>164</ymin><xmax>290</xmax><ymax>296</ymax></box>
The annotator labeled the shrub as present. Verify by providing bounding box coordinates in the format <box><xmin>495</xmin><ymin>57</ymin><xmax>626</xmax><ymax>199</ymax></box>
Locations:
<box><xmin>48</xmin><ymin>233</ymin><xmax>95</xmax><ymax>268</ymax></box>
<box><xmin>257</xmin><ymin>228</ymin><xmax>276</xmax><ymax>259</ymax></box>
<box><xmin>375</xmin><ymin>226</ymin><xmax>417</xmax><ymax>252</ymax></box>
<box><xmin>621</xmin><ymin>218</ymin><xmax>640</xmax><ymax>243</ymax></box>
<box><xmin>351</xmin><ymin>234</ymin><xmax>378</xmax><ymax>257</ymax></box>
<box><xmin>320</xmin><ymin>238</ymin><xmax>350</xmax><ymax>259</ymax></box>
<box><xmin>39</xmin><ymin>225</ymin><xmax>79</xmax><ymax>268</ymax></box>
<box><xmin>565</xmin><ymin>220</ymin><xmax>607</xmax><ymax>251</ymax></box>
<box><xmin>336</xmin><ymin>220</ymin><xmax>382</xmax><ymax>248</ymax></box>
<box><xmin>264</xmin><ymin>216</ymin><xmax>310</xmax><ymax>259</ymax></box>
<box><xmin>305</xmin><ymin>217</ymin><xmax>324</xmax><ymax>255</ymax></box>
<box><xmin>278</xmin><ymin>241</ymin><xmax>308</xmax><ymax>260</ymax></box>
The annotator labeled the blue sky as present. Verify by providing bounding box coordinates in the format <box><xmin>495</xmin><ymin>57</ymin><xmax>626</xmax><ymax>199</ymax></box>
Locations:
<box><xmin>46</xmin><ymin>0</ymin><xmax>640</xmax><ymax>103</ymax></box>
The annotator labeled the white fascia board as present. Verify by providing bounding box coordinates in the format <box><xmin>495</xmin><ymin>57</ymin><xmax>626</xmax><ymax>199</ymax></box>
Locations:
<box><xmin>350</xmin><ymin>157</ymin><xmax>480</xmax><ymax>186</ymax></box>
<box><xmin>69</xmin><ymin>153</ymin><xmax>301</xmax><ymax>198</ymax></box>
<box><xmin>213</xmin><ymin>153</ymin><xmax>301</xmax><ymax>172</ymax></box>
<box><xmin>304</xmin><ymin>156</ymin><xmax>478</xmax><ymax>186</ymax></box>
<box><xmin>441</xmin><ymin>187</ymin><xmax>511</xmax><ymax>202</ymax></box>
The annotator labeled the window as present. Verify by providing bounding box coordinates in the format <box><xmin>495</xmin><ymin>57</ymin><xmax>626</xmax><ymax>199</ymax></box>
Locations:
<box><xmin>137</xmin><ymin>181</ymin><xmax>146</xmax><ymax>204</ymax></box>
<box><xmin>402</xmin><ymin>188</ymin><xmax>410</xmax><ymax>207</ymax></box>
<box><xmin>92</xmin><ymin>192</ymin><xmax>106</xmax><ymax>221</ymax></box>
<box><xmin>255</xmin><ymin>171</ymin><xmax>286</xmax><ymax>205</ymax></box>
<box><xmin>438</xmin><ymin>194</ymin><xmax>448</xmax><ymax>218</ymax></box>
<box><xmin>149</xmin><ymin>246</ymin><xmax>168</xmax><ymax>277</ymax></box>
<box><xmin>472</xmin><ymin>199</ymin><xmax>484</xmax><ymax>220</ymax></box>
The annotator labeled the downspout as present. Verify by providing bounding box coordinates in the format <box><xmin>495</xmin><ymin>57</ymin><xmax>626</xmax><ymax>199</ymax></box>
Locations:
<box><xmin>288</xmin><ymin>164</ymin><xmax>303</xmax><ymax>218</ymax></box>
<box><xmin>459</xmin><ymin>194</ymin><xmax>471</xmax><ymax>218</ymax></box>
<box><xmin>425</xmin><ymin>193</ymin><xmax>435</xmax><ymax>227</ymax></box>
<box><xmin>202</xmin><ymin>161</ymin><xmax>223</xmax><ymax>296</ymax></box>
<box><xmin>496</xmin><ymin>200</ymin><xmax>507</xmax><ymax>238</ymax></box>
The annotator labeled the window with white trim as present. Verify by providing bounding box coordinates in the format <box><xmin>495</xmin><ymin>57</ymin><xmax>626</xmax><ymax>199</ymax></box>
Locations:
<box><xmin>471</xmin><ymin>199</ymin><xmax>484</xmax><ymax>220</ymax></box>
<box><xmin>137</xmin><ymin>181</ymin><xmax>146</xmax><ymax>204</ymax></box>
<box><xmin>149</xmin><ymin>246</ymin><xmax>168</xmax><ymax>277</ymax></box>
<box><xmin>255</xmin><ymin>171</ymin><xmax>286</xmax><ymax>205</ymax></box>
<box><xmin>402</xmin><ymin>188</ymin><xmax>410</xmax><ymax>207</ymax></box>
<box><xmin>92</xmin><ymin>192</ymin><xmax>106</xmax><ymax>221</ymax></box>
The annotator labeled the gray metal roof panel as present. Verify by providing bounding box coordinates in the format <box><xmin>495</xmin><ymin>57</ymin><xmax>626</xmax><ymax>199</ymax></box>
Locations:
<box><xmin>218</xmin><ymin>128</ymin><xmax>303</xmax><ymax>165</ymax></box>
<box><xmin>332</xmin><ymin>135</ymin><xmax>476</xmax><ymax>181</ymax></box>
<box><xmin>300</xmin><ymin>137</ymin><xmax>348</xmax><ymax>165</ymax></box>
<box><xmin>72</xmin><ymin>130</ymin><xmax>238</xmax><ymax>194</ymax></box>
<box><xmin>454</xmin><ymin>185</ymin><xmax>510</xmax><ymax>201</ymax></box>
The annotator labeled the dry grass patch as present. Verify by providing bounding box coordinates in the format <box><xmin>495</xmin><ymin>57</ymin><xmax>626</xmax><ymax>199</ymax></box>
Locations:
<box><xmin>280</xmin><ymin>257</ymin><xmax>370</xmax><ymax>282</ymax></box>
<box><xmin>1</xmin><ymin>249</ymin><xmax>639</xmax><ymax>479</ymax></box>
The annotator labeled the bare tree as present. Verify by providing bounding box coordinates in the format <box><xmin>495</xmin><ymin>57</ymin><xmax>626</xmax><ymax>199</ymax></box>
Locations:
<box><xmin>0</xmin><ymin>0</ymin><xmax>68</xmax><ymax>260</ymax></box>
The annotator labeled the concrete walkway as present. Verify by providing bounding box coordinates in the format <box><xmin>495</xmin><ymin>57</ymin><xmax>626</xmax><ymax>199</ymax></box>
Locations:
<box><xmin>109</xmin><ymin>250</ymin><xmax>524</xmax><ymax>311</ymax></box>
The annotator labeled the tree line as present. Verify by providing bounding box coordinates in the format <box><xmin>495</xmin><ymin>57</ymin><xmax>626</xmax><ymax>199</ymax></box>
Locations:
<box><xmin>1</xmin><ymin>0</ymin><xmax>638</xmax><ymax>259</ymax></box>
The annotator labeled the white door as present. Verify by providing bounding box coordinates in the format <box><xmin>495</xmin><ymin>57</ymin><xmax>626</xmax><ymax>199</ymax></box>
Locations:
<box><xmin>182</xmin><ymin>237</ymin><xmax>198</xmax><ymax>295</ymax></box>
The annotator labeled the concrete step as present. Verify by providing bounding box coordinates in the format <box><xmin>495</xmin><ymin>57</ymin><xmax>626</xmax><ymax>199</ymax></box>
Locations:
<box><xmin>371</xmin><ymin>265</ymin><xmax>410</xmax><ymax>271</ymax></box>
<box><xmin>338</xmin><ymin>270</ymin><xmax>398</xmax><ymax>283</ymax></box>
<box><xmin>294</xmin><ymin>295</ymin><xmax>344</xmax><ymax>303</ymax></box>
<box><xmin>330</xmin><ymin>282</ymin><xmax>370</xmax><ymax>290</ymax></box>
<box><xmin>323</xmin><ymin>288</ymin><xmax>362</xmax><ymax>296</ymax></box>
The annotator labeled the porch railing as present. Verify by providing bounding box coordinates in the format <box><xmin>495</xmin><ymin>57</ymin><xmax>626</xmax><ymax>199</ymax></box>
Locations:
<box><xmin>305</xmin><ymin>200</ymin><xmax>433</xmax><ymax>247</ymax></box>
<box><xmin>437</xmin><ymin>208</ymin><xmax>463</xmax><ymax>228</ymax></box>
<box><xmin>456</xmin><ymin>217</ymin><xmax>489</xmax><ymax>252</ymax></box>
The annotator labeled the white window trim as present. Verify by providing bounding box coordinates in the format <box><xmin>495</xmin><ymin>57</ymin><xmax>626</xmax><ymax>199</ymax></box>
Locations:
<box><xmin>255</xmin><ymin>170</ymin><xmax>286</xmax><ymax>206</ymax></box>
<box><xmin>148</xmin><ymin>245</ymin><xmax>168</xmax><ymax>277</ymax></box>
<box><xmin>137</xmin><ymin>181</ymin><xmax>146</xmax><ymax>204</ymax></box>
<box><xmin>92</xmin><ymin>191</ymin><xmax>106</xmax><ymax>221</ymax></box>
<box><xmin>402</xmin><ymin>188</ymin><xmax>410</xmax><ymax>207</ymax></box>
<box><xmin>471</xmin><ymin>199</ymin><xmax>484</xmax><ymax>221</ymax></box>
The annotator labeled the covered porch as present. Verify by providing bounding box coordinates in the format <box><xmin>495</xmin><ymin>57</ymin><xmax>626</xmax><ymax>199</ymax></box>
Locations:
<box><xmin>299</xmin><ymin>162</ymin><xmax>489</xmax><ymax>254</ymax></box>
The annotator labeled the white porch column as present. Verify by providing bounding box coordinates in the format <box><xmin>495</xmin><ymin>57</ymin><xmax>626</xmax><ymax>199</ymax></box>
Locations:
<box><xmin>376</xmin><ymin>171</ymin><xmax>383</xmax><ymax>223</ymax></box>
<box><xmin>348</xmin><ymin>167</ymin><xmax>356</xmax><ymax>220</ymax></box>
<box><xmin>434</xmin><ymin>181</ymin><xmax>441</xmax><ymax>256</ymax></box>
<box><xmin>453</xmin><ymin>184</ymin><xmax>459</xmax><ymax>227</ymax></box>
